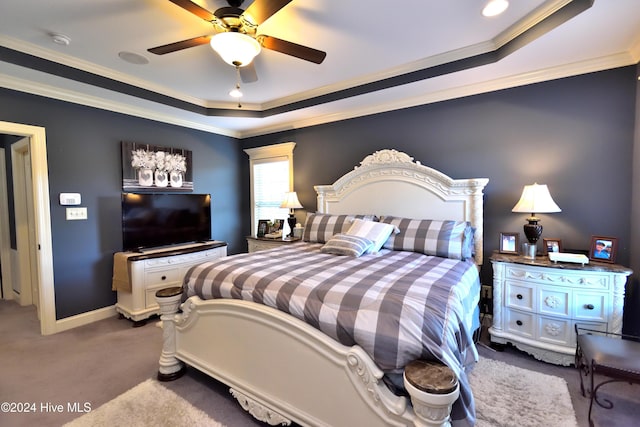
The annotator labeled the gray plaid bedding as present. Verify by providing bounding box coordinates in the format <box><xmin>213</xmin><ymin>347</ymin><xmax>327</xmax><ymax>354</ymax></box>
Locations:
<box><xmin>183</xmin><ymin>242</ymin><xmax>480</xmax><ymax>426</ymax></box>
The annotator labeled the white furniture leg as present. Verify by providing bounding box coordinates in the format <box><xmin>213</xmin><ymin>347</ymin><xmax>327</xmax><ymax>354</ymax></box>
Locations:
<box><xmin>155</xmin><ymin>286</ymin><xmax>186</xmax><ymax>381</ymax></box>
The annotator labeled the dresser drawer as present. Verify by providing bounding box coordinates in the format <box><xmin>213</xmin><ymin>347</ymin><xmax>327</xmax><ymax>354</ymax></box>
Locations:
<box><xmin>574</xmin><ymin>292</ymin><xmax>607</xmax><ymax>321</ymax></box>
<box><xmin>537</xmin><ymin>315</ymin><xmax>571</xmax><ymax>346</ymax></box>
<box><xmin>144</xmin><ymin>268</ymin><xmax>181</xmax><ymax>286</ymax></box>
<box><xmin>538</xmin><ymin>287</ymin><xmax>570</xmax><ymax>318</ymax></box>
<box><xmin>504</xmin><ymin>309</ymin><xmax>535</xmax><ymax>339</ymax></box>
<box><xmin>505</xmin><ymin>282</ymin><xmax>535</xmax><ymax>312</ymax></box>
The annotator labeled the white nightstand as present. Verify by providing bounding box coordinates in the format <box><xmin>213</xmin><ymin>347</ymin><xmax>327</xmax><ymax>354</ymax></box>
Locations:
<box><xmin>489</xmin><ymin>251</ymin><xmax>632</xmax><ymax>365</ymax></box>
<box><xmin>246</xmin><ymin>236</ymin><xmax>301</xmax><ymax>253</ymax></box>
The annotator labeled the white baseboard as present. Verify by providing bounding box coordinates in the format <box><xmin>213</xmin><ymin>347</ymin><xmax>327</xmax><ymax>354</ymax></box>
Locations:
<box><xmin>54</xmin><ymin>305</ymin><xmax>117</xmax><ymax>333</ymax></box>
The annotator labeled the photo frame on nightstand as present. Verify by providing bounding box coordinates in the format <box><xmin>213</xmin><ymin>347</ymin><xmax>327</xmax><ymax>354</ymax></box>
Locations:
<box><xmin>499</xmin><ymin>232</ymin><xmax>519</xmax><ymax>254</ymax></box>
<box><xmin>589</xmin><ymin>236</ymin><xmax>618</xmax><ymax>263</ymax></box>
<box><xmin>543</xmin><ymin>238</ymin><xmax>563</xmax><ymax>255</ymax></box>
<box><xmin>257</xmin><ymin>220</ymin><xmax>269</xmax><ymax>238</ymax></box>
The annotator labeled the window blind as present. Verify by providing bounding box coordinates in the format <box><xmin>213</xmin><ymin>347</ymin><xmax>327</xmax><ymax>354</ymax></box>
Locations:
<box><xmin>253</xmin><ymin>159</ymin><xmax>289</xmax><ymax>231</ymax></box>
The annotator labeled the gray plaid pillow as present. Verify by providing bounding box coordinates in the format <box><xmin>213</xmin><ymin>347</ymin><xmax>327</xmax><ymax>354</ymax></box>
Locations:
<box><xmin>321</xmin><ymin>234</ymin><xmax>374</xmax><ymax>257</ymax></box>
<box><xmin>380</xmin><ymin>216</ymin><xmax>473</xmax><ymax>260</ymax></box>
<box><xmin>303</xmin><ymin>213</ymin><xmax>377</xmax><ymax>243</ymax></box>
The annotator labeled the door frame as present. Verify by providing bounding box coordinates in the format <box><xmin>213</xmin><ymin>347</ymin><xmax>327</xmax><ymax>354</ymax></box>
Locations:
<box><xmin>0</xmin><ymin>148</ymin><xmax>12</xmax><ymax>301</ymax></box>
<box><xmin>0</xmin><ymin>121</ymin><xmax>55</xmax><ymax>335</ymax></box>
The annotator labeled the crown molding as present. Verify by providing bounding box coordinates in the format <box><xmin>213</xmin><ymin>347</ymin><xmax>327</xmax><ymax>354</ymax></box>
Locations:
<box><xmin>237</xmin><ymin>51</ymin><xmax>636</xmax><ymax>138</ymax></box>
<box><xmin>0</xmin><ymin>71</ymin><xmax>239</xmax><ymax>137</ymax></box>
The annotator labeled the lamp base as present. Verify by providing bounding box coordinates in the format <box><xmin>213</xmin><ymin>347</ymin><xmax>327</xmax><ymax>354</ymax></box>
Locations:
<box><xmin>523</xmin><ymin>217</ymin><xmax>542</xmax><ymax>244</ymax></box>
<box><xmin>287</xmin><ymin>215</ymin><xmax>296</xmax><ymax>238</ymax></box>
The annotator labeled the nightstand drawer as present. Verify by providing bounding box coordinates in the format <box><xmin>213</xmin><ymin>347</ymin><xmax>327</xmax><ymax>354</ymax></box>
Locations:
<box><xmin>504</xmin><ymin>309</ymin><xmax>535</xmax><ymax>338</ymax></box>
<box><xmin>538</xmin><ymin>288</ymin><xmax>570</xmax><ymax>318</ymax></box>
<box><xmin>538</xmin><ymin>315</ymin><xmax>571</xmax><ymax>346</ymax></box>
<box><xmin>505</xmin><ymin>282</ymin><xmax>534</xmax><ymax>312</ymax></box>
<box><xmin>574</xmin><ymin>292</ymin><xmax>607</xmax><ymax>321</ymax></box>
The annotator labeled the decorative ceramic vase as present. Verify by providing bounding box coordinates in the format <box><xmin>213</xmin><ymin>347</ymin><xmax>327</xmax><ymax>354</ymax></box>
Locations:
<box><xmin>138</xmin><ymin>168</ymin><xmax>153</xmax><ymax>187</ymax></box>
<box><xmin>170</xmin><ymin>171</ymin><xmax>183</xmax><ymax>188</ymax></box>
<box><xmin>154</xmin><ymin>170</ymin><xmax>168</xmax><ymax>187</ymax></box>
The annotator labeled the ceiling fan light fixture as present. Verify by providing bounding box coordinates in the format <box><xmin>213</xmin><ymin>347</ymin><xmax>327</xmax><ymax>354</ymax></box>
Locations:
<box><xmin>229</xmin><ymin>86</ymin><xmax>243</xmax><ymax>98</ymax></box>
<box><xmin>482</xmin><ymin>0</ymin><xmax>509</xmax><ymax>17</ymax></box>
<box><xmin>210</xmin><ymin>32</ymin><xmax>261</xmax><ymax>67</ymax></box>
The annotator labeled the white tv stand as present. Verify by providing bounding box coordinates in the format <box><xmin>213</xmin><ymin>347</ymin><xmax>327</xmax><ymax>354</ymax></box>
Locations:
<box><xmin>115</xmin><ymin>241</ymin><xmax>227</xmax><ymax>325</ymax></box>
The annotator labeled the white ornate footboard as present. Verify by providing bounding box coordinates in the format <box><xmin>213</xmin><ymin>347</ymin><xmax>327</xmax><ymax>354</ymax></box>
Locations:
<box><xmin>157</xmin><ymin>290</ymin><xmax>459</xmax><ymax>427</ymax></box>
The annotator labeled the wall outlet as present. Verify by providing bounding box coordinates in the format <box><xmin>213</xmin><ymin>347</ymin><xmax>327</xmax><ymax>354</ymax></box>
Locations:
<box><xmin>66</xmin><ymin>207</ymin><xmax>87</xmax><ymax>220</ymax></box>
<box><xmin>480</xmin><ymin>284</ymin><xmax>493</xmax><ymax>315</ymax></box>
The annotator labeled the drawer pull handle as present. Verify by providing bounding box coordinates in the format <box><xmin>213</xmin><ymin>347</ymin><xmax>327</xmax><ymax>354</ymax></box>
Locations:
<box><xmin>516</xmin><ymin>320</ymin><xmax>523</xmax><ymax>326</ymax></box>
<box><xmin>516</xmin><ymin>294</ymin><xmax>523</xmax><ymax>300</ymax></box>
<box><xmin>585</xmin><ymin>304</ymin><xmax>595</xmax><ymax>310</ymax></box>
<box><xmin>161</xmin><ymin>275</ymin><xmax>167</xmax><ymax>281</ymax></box>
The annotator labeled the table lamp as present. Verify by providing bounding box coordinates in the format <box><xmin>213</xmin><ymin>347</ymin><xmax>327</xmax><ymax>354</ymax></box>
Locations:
<box><xmin>280</xmin><ymin>191</ymin><xmax>303</xmax><ymax>238</ymax></box>
<box><xmin>512</xmin><ymin>183</ymin><xmax>561</xmax><ymax>244</ymax></box>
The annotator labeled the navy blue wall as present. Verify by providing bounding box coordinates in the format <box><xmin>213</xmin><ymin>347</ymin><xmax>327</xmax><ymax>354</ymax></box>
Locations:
<box><xmin>1</xmin><ymin>66</ymin><xmax>637</xmax><ymax>334</ymax></box>
<box><xmin>0</xmin><ymin>88</ymin><xmax>244</xmax><ymax>319</ymax></box>
<box><xmin>242</xmin><ymin>66</ymin><xmax>638</xmax><ymax>334</ymax></box>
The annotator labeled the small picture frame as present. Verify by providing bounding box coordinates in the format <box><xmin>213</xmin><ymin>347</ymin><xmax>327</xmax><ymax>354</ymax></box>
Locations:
<box><xmin>543</xmin><ymin>238</ymin><xmax>563</xmax><ymax>255</ymax></box>
<box><xmin>257</xmin><ymin>220</ymin><xmax>270</xmax><ymax>238</ymax></box>
<box><xmin>271</xmin><ymin>219</ymin><xmax>284</xmax><ymax>232</ymax></box>
<box><xmin>499</xmin><ymin>232</ymin><xmax>519</xmax><ymax>255</ymax></box>
<box><xmin>589</xmin><ymin>236</ymin><xmax>617</xmax><ymax>263</ymax></box>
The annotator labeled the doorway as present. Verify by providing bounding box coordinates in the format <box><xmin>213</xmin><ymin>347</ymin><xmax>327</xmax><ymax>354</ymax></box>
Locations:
<box><xmin>0</xmin><ymin>121</ymin><xmax>55</xmax><ymax>335</ymax></box>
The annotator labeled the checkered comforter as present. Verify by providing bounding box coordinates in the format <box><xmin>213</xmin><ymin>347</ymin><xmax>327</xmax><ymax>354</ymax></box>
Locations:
<box><xmin>183</xmin><ymin>242</ymin><xmax>480</xmax><ymax>426</ymax></box>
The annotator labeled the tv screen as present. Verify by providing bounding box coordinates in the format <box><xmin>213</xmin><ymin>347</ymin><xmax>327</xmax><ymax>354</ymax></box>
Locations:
<box><xmin>121</xmin><ymin>193</ymin><xmax>211</xmax><ymax>252</ymax></box>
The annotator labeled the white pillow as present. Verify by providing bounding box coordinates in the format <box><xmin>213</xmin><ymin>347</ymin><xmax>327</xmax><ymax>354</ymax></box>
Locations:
<box><xmin>346</xmin><ymin>218</ymin><xmax>398</xmax><ymax>253</ymax></box>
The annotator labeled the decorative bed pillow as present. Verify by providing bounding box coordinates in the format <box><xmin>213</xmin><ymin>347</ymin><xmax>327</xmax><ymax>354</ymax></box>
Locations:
<box><xmin>302</xmin><ymin>213</ymin><xmax>378</xmax><ymax>243</ymax></box>
<box><xmin>321</xmin><ymin>234</ymin><xmax>374</xmax><ymax>257</ymax></box>
<box><xmin>346</xmin><ymin>218</ymin><xmax>398</xmax><ymax>253</ymax></box>
<box><xmin>380</xmin><ymin>216</ymin><xmax>474</xmax><ymax>260</ymax></box>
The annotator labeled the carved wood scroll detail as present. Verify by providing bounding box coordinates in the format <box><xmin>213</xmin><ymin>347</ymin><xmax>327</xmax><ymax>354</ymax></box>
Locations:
<box><xmin>229</xmin><ymin>388</ymin><xmax>291</xmax><ymax>426</ymax></box>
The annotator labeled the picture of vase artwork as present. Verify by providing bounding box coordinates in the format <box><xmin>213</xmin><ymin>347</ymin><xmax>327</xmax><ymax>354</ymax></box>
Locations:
<box><xmin>121</xmin><ymin>141</ymin><xmax>193</xmax><ymax>192</ymax></box>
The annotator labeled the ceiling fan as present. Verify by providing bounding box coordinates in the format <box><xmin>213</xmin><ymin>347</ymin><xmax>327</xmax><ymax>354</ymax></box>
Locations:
<box><xmin>148</xmin><ymin>0</ymin><xmax>326</xmax><ymax>81</ymax></box>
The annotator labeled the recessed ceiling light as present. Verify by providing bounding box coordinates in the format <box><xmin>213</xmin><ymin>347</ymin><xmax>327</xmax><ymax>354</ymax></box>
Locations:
<box><xmin>50</xmin><ymin>33</ymin><xmax>71</xmax><ymax>46</ymax></box>
<box><xmin>118</xmin><ymin>51</ymin><xmax>149</xmax><ymax>65</ymax></box>
<box><xmin>482</xmin><ymin>0</ymin><xmax>509</xmax><ymax>17</ymax></box>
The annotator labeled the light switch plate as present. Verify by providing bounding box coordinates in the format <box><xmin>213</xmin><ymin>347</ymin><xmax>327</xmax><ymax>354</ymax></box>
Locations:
<box><xmin>66</xmin><ymin>207</ymin><xmax>87</xmax><ymax>220</ymax></box>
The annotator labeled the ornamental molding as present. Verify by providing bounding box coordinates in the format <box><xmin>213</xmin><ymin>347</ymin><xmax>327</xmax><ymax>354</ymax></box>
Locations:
<box><xmin>359</xmin><ymin>149</ymin><xmax>414</xmax><ymax>166</ymax></box>
<box><xmin>316</xmin><ymin>149</ymin><xmax>488</xmax><ymax>200</ymax></box>
<box><xmin>229</xmin><ymin>388</ymin><xmax>291</xmax><ymax>426</ymax></box>
<box><xmin>508</xmin><ymin>270</ymin><xmax>608</xmax><ymax>288</ymax></box>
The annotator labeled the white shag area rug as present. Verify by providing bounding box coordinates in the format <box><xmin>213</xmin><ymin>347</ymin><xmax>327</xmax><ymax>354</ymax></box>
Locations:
<box><xmin>63</xmin><ymin>379</ymin><xmax>222</xmax><ymax>427</ymax></box>
<box><xmin>65</xmin><ymin>358</ymin><xmax>577</xmax><ymax>427</ymax></box>
<box><xmin>469</xmin><ymin>358</ymin><xmax>578</xmax><ymax>427</ymax></box>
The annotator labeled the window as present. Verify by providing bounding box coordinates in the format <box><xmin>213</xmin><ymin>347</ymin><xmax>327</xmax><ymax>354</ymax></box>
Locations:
<box><xmin>244</xmin><ymin>142</ymin><xmax>295</xmax><ymax>236</ymax></box>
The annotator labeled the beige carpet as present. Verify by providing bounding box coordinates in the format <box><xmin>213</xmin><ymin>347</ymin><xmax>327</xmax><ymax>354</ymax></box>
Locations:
<box><xmin>469</xmin><ymin>358</ymin><xmax>578</xmax><ymax>427</ymax></box>
<box><xmin>65</xmin><ymin>358</ymin><xmax>577</xmax><ymax>427</ymax></box>
<box><xmin>63</xmin><ymin>379</ymin><xmax>223</xmax><ymax>427</ymax></box>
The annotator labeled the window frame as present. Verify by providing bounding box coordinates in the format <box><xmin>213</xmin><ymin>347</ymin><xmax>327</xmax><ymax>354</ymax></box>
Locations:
<box><xmin>244</xmin><ymin>142</ymin><xmax>296</xmax><ymax>237</ymax></box>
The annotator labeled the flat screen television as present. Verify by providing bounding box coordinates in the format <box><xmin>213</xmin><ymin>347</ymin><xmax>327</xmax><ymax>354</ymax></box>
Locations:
<box><xmin>121</xmin><ymin>193</ymin><xmax>211</xmax><ymax>252</ymax></box>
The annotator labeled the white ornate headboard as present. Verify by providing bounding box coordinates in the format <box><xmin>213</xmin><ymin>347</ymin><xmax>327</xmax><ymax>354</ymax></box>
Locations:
<box><xmin>314</xmin><ymin>149</ymin><xmax>489</xmax><ymax>265</ymax></box>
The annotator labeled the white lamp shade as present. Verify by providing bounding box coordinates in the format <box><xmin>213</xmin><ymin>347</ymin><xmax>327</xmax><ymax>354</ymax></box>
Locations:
<box><xmin>280</xmin><ymin>192</ymin><xmax>303</xmax><ymax>209</ymax></box>
<box><xmin>210</xmin><ymin>32</ymin><xmax>261</xmax><ymax>67</ymax></box>
<box><xmin>512</xmin><ymin>183</ymin><xmax>561</xmax><ymax>214</ymax></box>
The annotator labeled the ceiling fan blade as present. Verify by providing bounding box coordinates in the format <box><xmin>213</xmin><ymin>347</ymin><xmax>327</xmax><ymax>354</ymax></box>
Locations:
<box><xmin>148</xmin><ymin>35</ymin><xmax>212</xmax><ymax>55</ymax></box>
<box><xmin>169</xmin><ymin>0</ymin><xmax>217</xmax><ymax>22</ymax></box>
<box><xmin>243</xmin><ymin>0</ymin><xmax>291</xmax><ymax>26</ymax></box>
<box><xmin>258</xmin><ymin>35</ymin><xmax>326</xmax><ymax>64</ymax></box>
<box><xmin>240</xmin><ymin>63</ymin><xmax>258</xmax><ymax>83</ymax></box>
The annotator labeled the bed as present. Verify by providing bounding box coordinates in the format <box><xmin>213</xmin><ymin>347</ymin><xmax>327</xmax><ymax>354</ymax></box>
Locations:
<box><xmin>155</xmin><ymin>149</ymin><xmax>489</xmax><ymax>427</ymax></box>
